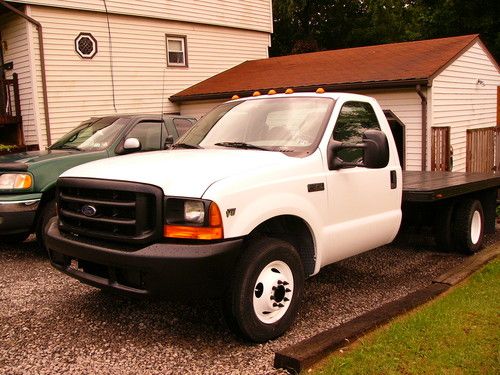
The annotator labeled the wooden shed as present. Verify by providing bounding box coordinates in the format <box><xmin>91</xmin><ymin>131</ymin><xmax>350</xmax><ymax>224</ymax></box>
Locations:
<box><xmin>171</xmin><ymin>35</ymin><xmax>500</xmax><ymax>172</ymax></box>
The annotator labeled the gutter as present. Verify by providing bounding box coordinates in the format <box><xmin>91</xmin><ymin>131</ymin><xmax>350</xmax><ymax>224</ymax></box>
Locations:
<box><xmin>169</xmin><ymin>78</ymin><xmax>430</xmax><ymax>103</ymax></box>
<box><xmin>0</xmin><ymin>0</ymin><xmax>52</xmax><ymax>145</ymax></box>
<box><xmin>416</xmin><ymin>84</ymin><xmax>428</xmax><ymax>171</ymax></box>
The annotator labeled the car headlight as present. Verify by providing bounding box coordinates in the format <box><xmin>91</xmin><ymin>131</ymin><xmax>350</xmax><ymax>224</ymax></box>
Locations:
<box><xmin>164</xmin><ymin>198</ymin><xmax>223</xmax><ymax>240</ymax></box>
<box><xmin>0</xmin><ymin>173</ymin><xmax>33</xmax><ymax>190</ymax></box>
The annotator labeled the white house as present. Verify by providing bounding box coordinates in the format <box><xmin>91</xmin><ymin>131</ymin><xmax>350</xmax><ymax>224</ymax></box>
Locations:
<box><xmin>171</xmin><ymin>35</ymin><xmax>500</xmax><ymax>172</ymax></box>
<box><xmin>0</xmin><ymin>0</ymin><xmax>272</xmax><ymax>149</ymax></box>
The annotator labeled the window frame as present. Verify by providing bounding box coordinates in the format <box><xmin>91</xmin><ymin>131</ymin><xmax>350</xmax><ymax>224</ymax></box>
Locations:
<box><xmin>166</xmin><ymin>35</ymin><xmax>188</xmax><ymax>67</ymax></box>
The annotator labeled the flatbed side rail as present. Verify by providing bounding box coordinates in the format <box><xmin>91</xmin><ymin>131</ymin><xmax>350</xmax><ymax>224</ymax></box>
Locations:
<box><xmin>402</xmin><ymin>171</ymin><xmax>500</xmax><ymax>202</ymax></box>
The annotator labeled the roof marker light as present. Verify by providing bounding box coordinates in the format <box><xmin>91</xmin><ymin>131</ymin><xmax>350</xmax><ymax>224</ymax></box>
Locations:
<box><xmin>285</xmin><ymin>88</ymin><xmax>294</xmax><ymax>94</ymax></box>
<box><xmin>252</xmin><ymin>91</ymin><xmax>261</xmax><ymax>96</ymax></box>
<box><xmin>231</xmin><ymin>95</ymin><xmax>240</xmax><ymax>100</ymax></box>
<box><xmin>316</xmin><ymin>87</ymin><xmax>325</xmax><ymax>93</ymax></box>
<box><xmin>268</xmin><ymin>89</ymin><xmax>277</xmax><ymax>95</ymax></box>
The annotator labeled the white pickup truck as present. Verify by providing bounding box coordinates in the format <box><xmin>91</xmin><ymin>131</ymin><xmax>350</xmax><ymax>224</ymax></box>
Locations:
<box><xmin>46</xmin><ymin>92</ymin><xmax>499</xmax><ymax>342</ymax></box>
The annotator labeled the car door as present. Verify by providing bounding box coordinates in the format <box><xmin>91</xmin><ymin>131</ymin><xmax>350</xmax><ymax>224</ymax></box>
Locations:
<box><xmin>323</xmin><ymin>100</ymin><xmax>401</xmax><ymax>265</ymax></box>
<box><xmin>126</xmin><ymin>120</ymin><xmax>166</xmax><ymax>151</ymax></box>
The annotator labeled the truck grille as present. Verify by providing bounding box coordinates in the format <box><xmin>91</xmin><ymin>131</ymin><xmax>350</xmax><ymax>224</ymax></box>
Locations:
<box><xmin>57</xmin><ymin>178</ymin><xmax>163</xmax><ymax>244</ymax></box>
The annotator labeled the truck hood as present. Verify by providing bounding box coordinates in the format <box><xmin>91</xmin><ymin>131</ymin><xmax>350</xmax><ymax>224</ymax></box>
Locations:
<box><xmin>61</xmin><ymin>149</ymin><xmax>294</xmax><ymax>197</ymax></box>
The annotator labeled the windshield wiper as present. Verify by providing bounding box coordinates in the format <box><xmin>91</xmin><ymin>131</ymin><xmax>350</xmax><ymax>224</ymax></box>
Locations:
<box><xmin>172</xmin><ymin>143</ymin><xmax>202</xmax><ymax>149</ymax></box>
<box><xmin>214</xmin><ymin>142</ymin><xmax>270</xmax><ymax>151</ymax></box>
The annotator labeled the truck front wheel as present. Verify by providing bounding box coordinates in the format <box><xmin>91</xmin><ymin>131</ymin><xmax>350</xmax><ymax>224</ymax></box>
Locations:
<box><xmin>453</xmin><ymin>199</ymin><xmax>484</xmax><ymax>254</ymax></box>
<box><xmin>224</xmin><ymin>237</ymin><xmax>304</xmax><ymax>342</ymax></box>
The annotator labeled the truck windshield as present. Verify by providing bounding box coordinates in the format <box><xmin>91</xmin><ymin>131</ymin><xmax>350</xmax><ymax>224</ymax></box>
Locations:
<box><xmin>49</xmin><ymin>117</ymin><xmax>128</xmax><ymax>151</ymax></box>
<box><xmin>176</xmin><ymin>97</ymin><xmax>334</xmax><ymax>155</ymax></box>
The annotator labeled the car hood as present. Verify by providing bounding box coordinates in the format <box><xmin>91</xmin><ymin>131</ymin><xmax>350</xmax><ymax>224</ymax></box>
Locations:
<box><xmin>61</xmin><ymin>149</ymin><xmax>295</xmax><ymax>197</ymax></box>
<box><xmin>0</xmin><ymin>150</ymin><xmax>89</xmax><ymax>169</ymax></box>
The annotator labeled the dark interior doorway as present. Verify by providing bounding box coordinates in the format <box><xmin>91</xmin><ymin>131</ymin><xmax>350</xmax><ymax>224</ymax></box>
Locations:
<box><xmin>383</xmin><ymin>110</ymin><xmax>405</xmax><ymax>170</ymax></box>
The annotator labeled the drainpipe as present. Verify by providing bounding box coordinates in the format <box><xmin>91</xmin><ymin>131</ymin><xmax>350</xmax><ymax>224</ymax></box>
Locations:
<box><xmin>0</xmin><ymin>0</ymin><xmax>52</xmax><ymax>145</ymax></box>
<box><xmin>416</xmin><ymin>84</ymin><xmax>427</xmax><ymax>171</ymax></box>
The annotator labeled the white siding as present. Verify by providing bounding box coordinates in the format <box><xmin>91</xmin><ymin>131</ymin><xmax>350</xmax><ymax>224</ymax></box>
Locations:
<box><xmin>431</xmin><ymin>41</ymin><xmax>500</xmax><ymax>172</ymax></box>
<box><xmin>9</xmin><ymin>0</ymin><xmax>273</xmax><ymax>33</ymax></box>
<box><xmin>180</xmin><ymin>99</ymin><xmax>225</xmax><ymax>119</ymax></box>
<box><xmin>1</xmin><ymin>13</ymin><xmax>38</xmax><ymax>145</ymax></box>
<box><xmin>28</xmin><ymin>5</ymin><xmax>269</xmax><ymax>146</ymax></box>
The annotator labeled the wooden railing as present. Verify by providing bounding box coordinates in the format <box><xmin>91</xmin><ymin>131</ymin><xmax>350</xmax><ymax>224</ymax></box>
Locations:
<box><xmin>466</xmin><ymin>127</ymin><xmax>497</xmax><ymax>173</ymax></box>
<box><xmin>431</xmin><ymin>127</ymin><xmax>451</xmax><ymax>171</ymax></box>
<box><xmin>0</xmin><ymin>73</ymin><xmax>21</xmax><ymax>124</ymax></box>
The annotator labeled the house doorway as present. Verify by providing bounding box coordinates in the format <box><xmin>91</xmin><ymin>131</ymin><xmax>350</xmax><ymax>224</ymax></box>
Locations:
<box><xmin>383</xmin><ymin>109</ymin><xmax>405</xmax><ymax>170</ymax></box>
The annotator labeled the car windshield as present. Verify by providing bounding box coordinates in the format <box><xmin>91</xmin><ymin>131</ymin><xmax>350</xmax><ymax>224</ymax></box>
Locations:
<box><xmin>176</xmin><ymin>97</ymin><xmax>334</xmax><ymax>155</ymax></box>
<box><xmin>49</xmin><ymin>117</ymin><xmax>128</xmax><ymax>151</ymax></box>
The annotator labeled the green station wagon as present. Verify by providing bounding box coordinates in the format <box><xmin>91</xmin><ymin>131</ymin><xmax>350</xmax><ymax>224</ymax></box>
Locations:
<box><xmin>0</xmin><ymin>114</ymin><xmax>195</xmax><ymax>250</ymax></box>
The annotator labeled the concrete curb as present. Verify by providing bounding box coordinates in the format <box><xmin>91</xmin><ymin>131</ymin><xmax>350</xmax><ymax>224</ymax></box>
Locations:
<box><xmin>274</xmin><ymin>243</ymin><xmax>500</xmax><ymax>374</ymax></box>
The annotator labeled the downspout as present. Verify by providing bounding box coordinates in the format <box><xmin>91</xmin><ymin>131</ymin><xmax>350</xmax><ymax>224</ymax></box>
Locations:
<box><xmin>416</xmin><ymin>84</ymin><xmax>427</xmax><ymax>171</ymax></box>
<box><xmin>0</xmin><ymin>0</ymin><xmax>51</xmax><ymax>145</ymax></box>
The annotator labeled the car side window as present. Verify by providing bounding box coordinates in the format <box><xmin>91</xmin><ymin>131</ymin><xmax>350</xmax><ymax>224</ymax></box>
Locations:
<box><xmin>126</xmin><ymin>121</ymin><xmax>164</xmax><ymax>151</ymax></box>
<box><xmin>332</xmin><ymin>101</ymin><xmax>381</xmax><ymax>162</ymax></box>
<box><xmin>173</xmin><ymin>118</ymin><xmax>195</xmax><ymax>136</ymax></box>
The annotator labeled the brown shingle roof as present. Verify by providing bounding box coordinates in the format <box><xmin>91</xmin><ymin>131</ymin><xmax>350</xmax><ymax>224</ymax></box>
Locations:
<box><xmin>171</xmin><ymin>34</ymin><xmax>479</xmax><ymax>102</ymax></box>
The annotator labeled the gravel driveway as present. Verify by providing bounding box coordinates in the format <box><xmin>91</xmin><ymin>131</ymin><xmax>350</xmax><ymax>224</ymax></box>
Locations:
<box><xmin>1</xmin><ymin>230</ymin><xmax>498</xmax><ymax>375</ymax></box>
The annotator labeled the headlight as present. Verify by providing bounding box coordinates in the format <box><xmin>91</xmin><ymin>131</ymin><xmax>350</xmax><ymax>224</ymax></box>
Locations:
<box><xmin>184</xmin><ymin>200</ymin><xmax>205</xmax><ymax>224</ymax></box>
<box><xmin>0</xmin><ymin>173</ymin><xmax>33</xmax><ymax>190</ymax></box>
<box><xmin>164</xmin><ymin>198</ymin><xmax>223</xmax><ymax>240</ymax></box>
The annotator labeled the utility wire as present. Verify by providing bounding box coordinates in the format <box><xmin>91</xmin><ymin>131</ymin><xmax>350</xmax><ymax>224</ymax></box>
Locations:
<box><xmin>103</xmin><ymin>0</ymin><xmax>117</xmax><ymax>113</ymax></box>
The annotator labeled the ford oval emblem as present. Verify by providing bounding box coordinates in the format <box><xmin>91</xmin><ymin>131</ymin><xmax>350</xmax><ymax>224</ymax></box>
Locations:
<box><xmin>81</xmin><ymin>205</ymin><xmax>97</xmax><ymax>217</ymax></box>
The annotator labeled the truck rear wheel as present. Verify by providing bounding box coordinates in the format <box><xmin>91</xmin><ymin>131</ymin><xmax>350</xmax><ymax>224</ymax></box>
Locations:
<box><xmin>434</xmin><ymin>202</ymin><xmax>454</xmax><ymax>251</ymax></box>
<box><xmin>224</xmin><ymin>237</ymin><xmax>304</xmax><ymax>342</ymax></box>
<box><xmin>452</xmin><ymin>199</ymin><xmax>484</xmax><ymax>254</ymax></box>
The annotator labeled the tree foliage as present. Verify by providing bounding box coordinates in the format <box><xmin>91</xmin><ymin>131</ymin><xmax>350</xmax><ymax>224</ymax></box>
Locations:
<box><xmin>270</xmin><ymin>0</ymin><xmax>500</xmax><ymax>61</ymax></box>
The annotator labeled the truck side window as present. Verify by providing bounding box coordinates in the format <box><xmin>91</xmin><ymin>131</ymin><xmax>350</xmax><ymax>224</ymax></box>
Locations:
<box><xmin>333</xmin><ymin>101</ymin><xmax>381</xmax><ymax>162</ymax></box>
<box><xmin>127</xmin><ymin>121</ymin><xmax>164</xmax><ymax>151</ymax></box>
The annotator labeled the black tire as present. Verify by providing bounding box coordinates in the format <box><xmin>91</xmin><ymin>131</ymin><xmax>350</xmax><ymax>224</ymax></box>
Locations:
<box><xmin>434</xmin><ymin>202</ymin><xmax>454</xmax><ymax>252</ymax></box>
<box><xmin>0</xmin><ymin>232</ymin><xmax>30</xmax><ymax>244</ymax></box>
<box><xmin>452</xmin><ymin>199</ymin><xmax>484</xmax><ymax>254</ymax></box>
<box><xmin>224</xmin><ymin>237</ymin><xmax>304</xmax><ymax>342</ymax></box>
<box><xmin>35</xmin><ymin>199</ymin><xmax>56</xmax><ymax>253</ymax></box>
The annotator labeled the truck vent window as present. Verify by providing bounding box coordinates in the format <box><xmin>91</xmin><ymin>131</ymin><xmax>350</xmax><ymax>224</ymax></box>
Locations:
<box><xmin>75</xmin><ymin>33</ymin><xmax>98</xmax><ymax>59</ymax></box>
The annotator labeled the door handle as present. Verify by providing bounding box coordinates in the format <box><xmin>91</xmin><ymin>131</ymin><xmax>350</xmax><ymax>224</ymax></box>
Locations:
<box><xmin>390</xmin><ymin>170</ymin><xmax>397</xmax><ymax>189</ymax></box>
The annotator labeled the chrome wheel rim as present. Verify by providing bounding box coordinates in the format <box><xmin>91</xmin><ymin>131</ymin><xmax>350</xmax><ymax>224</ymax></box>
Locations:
<box><xmin>470</xmin><ymin>210</ymin><xmax>481</xmax><ymax>244</ymax></box>
<box><xmin>253</xmin><ymin>260</ymin><xmax>294</xmax><ymax>324</ymax></box>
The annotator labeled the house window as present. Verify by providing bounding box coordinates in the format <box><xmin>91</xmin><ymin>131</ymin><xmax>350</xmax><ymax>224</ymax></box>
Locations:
<box><xmin>75</xmin><ymin>33</ymin><xmax>97</xmax><ymax>59</ymax></box>
<box><xmin>166</xmin><ymin>35</ymin><xmax>187</xmax><ymax>67</ymax></box>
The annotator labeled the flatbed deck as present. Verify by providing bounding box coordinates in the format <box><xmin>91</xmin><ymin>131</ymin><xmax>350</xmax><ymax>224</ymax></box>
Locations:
<box><xmin>402</xmin><ymin>171</ymin><xmax>500</xmax><ymax>202</ymax></box>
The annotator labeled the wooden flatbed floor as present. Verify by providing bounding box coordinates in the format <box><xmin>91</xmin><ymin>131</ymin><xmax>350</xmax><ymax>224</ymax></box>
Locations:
<box><xmin>402</xmin><ymin>171</ymin><xmax>500</xmax><ymax>202</ymax></box>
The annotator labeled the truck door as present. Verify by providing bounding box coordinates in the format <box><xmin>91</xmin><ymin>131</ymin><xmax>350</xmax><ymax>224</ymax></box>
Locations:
<box><xmin>323</xmin><ymin>100</ymin><xmax>401</xmax><ymax>265</ymax></box>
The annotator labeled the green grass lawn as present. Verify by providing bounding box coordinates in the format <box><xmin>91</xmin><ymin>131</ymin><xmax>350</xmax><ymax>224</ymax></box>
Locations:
<box><xmin>310</xmin><ymin>259</ymin><xmax>500</xmax><ymax>375</ymax></box>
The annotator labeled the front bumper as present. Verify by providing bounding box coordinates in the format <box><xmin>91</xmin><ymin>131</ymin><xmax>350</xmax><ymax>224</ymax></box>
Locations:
<box><xmin>0</xmin><ymin>197</ymin><xmax>40</xmax><ymax>235</ymax></box>
<box><xmin>46</xmin><ymin>218</ymin><xmax>244</xmax><ymax>297</ymax></box>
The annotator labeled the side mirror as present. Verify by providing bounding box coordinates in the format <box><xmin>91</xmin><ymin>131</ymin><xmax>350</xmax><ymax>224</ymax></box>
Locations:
<box><xmin>123</xmin><ymin>138</ymin><xmax>141</xmax><ymax>152</ymax></box>
<box><xmin>328</xmin><ymin>130</ymin><xmax>389</xmax><ymax>170</ymax></box>
<box><xmin>163</xmin><ymin>135</ymin><xmax>174</xmax><ymax>149</ymax></box>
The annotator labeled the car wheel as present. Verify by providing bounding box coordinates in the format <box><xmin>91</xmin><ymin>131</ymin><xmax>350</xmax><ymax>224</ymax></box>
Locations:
<box><xmin>35</xmin><ymin>198</ymin><xmax>56</xmax><ymax>253</ymax></box>
<box><xmin>224</xmin><ymin>237</ymin><xmax>304</xmax><ymax>342</ymax></box>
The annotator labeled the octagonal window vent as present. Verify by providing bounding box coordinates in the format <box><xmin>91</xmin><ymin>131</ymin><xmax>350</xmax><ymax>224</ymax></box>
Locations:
<box><xmin>75</xmin><ymin>33</ymin><xmax>98</xmax><ymax>59</ymax></box>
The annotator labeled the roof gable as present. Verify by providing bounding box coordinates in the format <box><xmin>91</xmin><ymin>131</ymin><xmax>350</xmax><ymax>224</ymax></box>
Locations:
<box><xmin>171</xmin><ymin>34</ymin><xmax>480</xmax><ymax>102</ymax></box>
